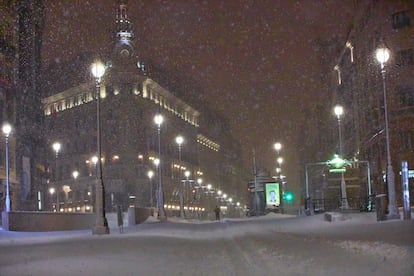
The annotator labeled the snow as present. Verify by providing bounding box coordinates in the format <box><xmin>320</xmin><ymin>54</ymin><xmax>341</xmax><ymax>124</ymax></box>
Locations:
<box><xmin>0</xmin><ymin>212</ymin><xmax>413</xmax><ymax>275</ymax></box>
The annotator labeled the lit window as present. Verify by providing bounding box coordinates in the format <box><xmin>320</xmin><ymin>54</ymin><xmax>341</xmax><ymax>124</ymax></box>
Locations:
<box><xmin>334</xmin><ymin>65</ymin><xmax>341</xmax><ymax>85</ymax></box>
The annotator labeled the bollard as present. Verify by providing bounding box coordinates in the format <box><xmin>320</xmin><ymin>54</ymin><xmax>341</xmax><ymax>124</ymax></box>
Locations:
<box><xmin>375</xmin><ymin>194</ymin><xmax>387</xmax><ymax>221</ymax></box>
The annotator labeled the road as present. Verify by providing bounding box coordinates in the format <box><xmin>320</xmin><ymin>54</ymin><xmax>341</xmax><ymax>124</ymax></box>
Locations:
<box><xmin>0</xmin><ymin>213</ymin><xmax>413</xmax><ymax>275</ymax></box>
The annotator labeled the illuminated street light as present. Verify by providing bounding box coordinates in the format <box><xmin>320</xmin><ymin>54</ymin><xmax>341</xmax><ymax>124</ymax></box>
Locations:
<box><xmin>196</xmin><ymin>178</ymin><xmax>203</xmax><ymax>188</ymax></box>
<box><xmin>91</xmin><ymin>60</ymin><xmax>109</xmax><ymax>234</ymax></box>
<box><xmin>154</xmin><ymin>113</ymin><xmax>166</xmax><ymax>220</ymax></box>
<box><xmin>333</xmin><ymin>104</ymin><xmax>348</xmax><ymax>209</ymax></box>
<box><xmin>49</xmin><ymin>187</ymin><xmax>56</xmax><ymax>211</ymax></box>
<box><xmin>91</xmin><ymin>155</ymin><xmax>98</xmax><ymax>165</ymax></box>
<box><xmin>148</xmin><ymin>170</ymin><xmax>154</xmax><ymax>208</ymax></box>
<box><xmin>274</xmin><ymin>142</ymin><xmax>282</xmax><ymax>155</ymax></box>
<box><xmin>375</xmin><ymin>47</ymin><xmax>399</xmax><ymax>219</ymax></box>
<box><xmin>277</xmin><ymin>157</ymin><xmax>283</xmax><ymax>166</ymax></box>
<box><xmin>175</xmin><ymin>135</ymin><xmax>184</xmax><ymax>217</ymax></box>
<box><xmin>72</xmin><ymin>170</ymin><xmax>79</xmax><ymax>180</ymax></box>
<box><xmin>52</xmin><ymin>142</ymin><xmax>61</xmax><ymax>212</ymax></box>
<box><xmin>2</xmin><ymin>123</ymin><xmax>11</xmax><ymax>212</ymax></box>
<box><xmin>184</xmin><ymin>170</ymin><xmax>190</xmax><ymax>178</ymax></box>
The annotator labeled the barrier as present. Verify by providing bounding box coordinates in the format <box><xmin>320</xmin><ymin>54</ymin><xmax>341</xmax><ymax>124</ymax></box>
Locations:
<box><xmin>127</xmin><ymin>207</ymin><xmax>156</xmax><ymax>225</ymax></box>
<box><xmin>1</xmin><ymin>211</ymin><xmax>95</xmax><ymax>231</ymax></box>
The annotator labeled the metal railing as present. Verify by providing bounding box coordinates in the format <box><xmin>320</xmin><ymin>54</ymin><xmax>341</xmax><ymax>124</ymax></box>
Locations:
<box><xmin>310</xmin><ymin>195</ymin><xmax>375</xmax><ymax>213</ymax></box>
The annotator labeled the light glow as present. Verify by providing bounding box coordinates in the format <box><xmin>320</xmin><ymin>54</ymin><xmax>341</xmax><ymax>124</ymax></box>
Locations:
<box><xmin>154</xmin><ymin>114</ymin><xmax>164</xmax><ymax>126</ymax></box>
<box><xmin>334</xmin><ymin>105</ymin><xmax>344</xmax><ymax>118</ymax></box>
<box><xmin>2</xmin><ymin>123</ymin><xmax>11</xmax><ymax>136</ymax></box>
<box><xmin>175</xmin><ymin>135</ymin><xmax>184</xmax><ymax>145</ymax></box>
<box><xmin>91</xmin><ymin>61</ymin><xmax>106</xmax><ymax>79</ymax></box>
<box><xmin>376</xmin><ymin>47</ymin><xmax>390</xmax><ymax>65</ymax></box>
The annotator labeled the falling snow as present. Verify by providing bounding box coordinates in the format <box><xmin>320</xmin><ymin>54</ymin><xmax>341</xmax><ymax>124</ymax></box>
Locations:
<box><xmin>41</xmin><ymin>0</ymin><xmax>354</xmax><ymax>189</ymax></box>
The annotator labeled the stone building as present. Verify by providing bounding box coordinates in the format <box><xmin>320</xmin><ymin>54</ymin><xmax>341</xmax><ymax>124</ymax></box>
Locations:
<box><xmin>302</xmin><ymin>0</ymin><xmax>414</xmax><ymax>210</ymax></box>
<box><xmin>39</xmin><ymin>0</ymin><xmax>246</xmax><ymax>216</ymax></box>
<box><xmin>0</xmin><ymin>1</ymin><xmax>45</xmax><ymax>212</ymax></box>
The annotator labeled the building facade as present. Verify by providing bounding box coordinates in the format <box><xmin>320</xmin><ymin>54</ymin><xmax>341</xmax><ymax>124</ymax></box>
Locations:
<box><xmin>39</xmin><ymin>0</ymin><xmax>246</xmax><ymax>216</ymax></box>
<box><xmin>302</xmin><ymin>0</ymin><xmax>414</xmax><ymax>210</ymax></box>
<box><xmin>0</xmin><ymin>1</ymin><xmax>45</xmax><ymax>213</ymax></box>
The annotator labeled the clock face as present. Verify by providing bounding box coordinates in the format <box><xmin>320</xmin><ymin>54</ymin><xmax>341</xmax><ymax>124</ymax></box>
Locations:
<box><xmin>120</xmin><ymin>48</ymin><xmax>130</xmax><ymax>58</ymax></box>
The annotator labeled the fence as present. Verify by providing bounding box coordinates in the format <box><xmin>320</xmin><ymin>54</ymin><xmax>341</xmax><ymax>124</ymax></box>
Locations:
<box><xmin>311</xmin><ymin>195</ymin><xmax>375</xmax><ymax>213</ymax></box>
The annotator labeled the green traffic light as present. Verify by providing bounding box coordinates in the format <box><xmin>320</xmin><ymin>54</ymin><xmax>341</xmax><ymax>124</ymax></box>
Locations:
<box><xmin>285</xmin><ymin>192</ymin><xmax>293</xmax><ymax>201</ymax></box>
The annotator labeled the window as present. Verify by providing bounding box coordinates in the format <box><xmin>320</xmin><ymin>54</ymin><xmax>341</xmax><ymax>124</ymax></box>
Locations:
<box><xmin>65</xmin><ymin>99</ymin><xmax>71</xmax><ymax>109</ymax></box>
<box><xmin>392</xmin><ymin>11</ymin><xmax>410</xmax><ymax>29</ymax></box>
<box><xmin>400</xmin><ymin>131</ymin><xmax>413</xmax><ymax>150</ymax></box>
<box><xmin>396</xmin><ymin>49</ymin><xmax>413</xmax><ymax>67</ymax></box>
<box><xmin>398</xmin><ymin>86</ymin><xmax>414</xmax><ymax>107</ymax></box>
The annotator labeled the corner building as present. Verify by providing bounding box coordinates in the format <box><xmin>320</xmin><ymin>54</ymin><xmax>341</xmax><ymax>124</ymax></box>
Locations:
<box><xmin>331</xmin><ymin>0</ymin><xmax>414</xmax><ymax>206</ymax></box>
<box><xmin>40</xmin><ymin>0</ymin><xmax>246</xmax><ymax>215</ymax></box>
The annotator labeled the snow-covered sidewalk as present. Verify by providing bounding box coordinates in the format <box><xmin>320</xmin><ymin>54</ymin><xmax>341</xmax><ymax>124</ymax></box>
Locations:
<box><xmin>0</xmin><ymin>211</ymin><xmax>413</xmax><ymax>275</ymax></box>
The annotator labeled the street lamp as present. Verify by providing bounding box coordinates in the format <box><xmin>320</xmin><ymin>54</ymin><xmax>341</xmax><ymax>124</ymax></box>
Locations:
<box><xmin>154</xmin><ymin>114</ymin><xmax>166</xmax><ymax>220</ymax></box>
<box><xmin>196</xmin><ymin>178</ymin><xmax>203</xmax><ymax>188</ymax></box>
<box><xmin>274</xmin><ymin>142</ymin><xmax>282</xmax><ymax>155</ymax></box>
<box><xmin>375</xmin><ymin>47</ymin><xmax>399</xmax><ymax>219</ymax></box>
<box><xmin>91</xmin><ymin>60</ymin><xmax>109</xmax><ymax>234</ymax></box>
<box><xmin>277</xmin><ymin>157</ymin><xmax>283</xmax><ymax>167</ymax></box>
<box><xmin>274</xmin><ymin>141</ymin><xmax>283</xmax><ymax>181</ymax></box>
<box><xmin>72</xmin><ymin>170</ymin><xmax>79</xmax><ymax>180</ymax></box>
<box><xmin>175</xmin><ymin>135</ymin><xmax>184</xmax><ymax>217</ymax></box>
<box><xmin>184</xmin><ymin>170</ymin><xmax>191</xmax><ymax>208</ymax></box>
<box><xmin>217</xmin><ymin>190</ymin><xmax>222</xmax><ymax>203</ymax></box>
<box><xmin>49</xmin><ymin>187</ymin><xmax>55</xmax><ymax>211</ymax></box>
<box><xmin>52</xmin><ymin>142</ymin><xmax>61</xmax><ymax>212</ymax></box>
<box><xmin>2</xmin><ymin>123</ymin><xmax>11</xmax><ymax>212</ymax></box>
<box><xmin>334</xmin><ymin>104</ymin><xmax>348</xmax><ymax>209</ymax></box>
<box><xmin>148</xmin><ymin>170</ymin><xmax>154</xmax><ymax>208</ymax></box>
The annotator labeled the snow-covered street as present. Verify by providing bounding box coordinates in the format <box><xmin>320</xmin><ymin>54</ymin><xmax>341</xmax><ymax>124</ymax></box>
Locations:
<box><xmin>0</xmin><ymin>212</ymin><xmax>413</xmax><ymax>275</ymax></box>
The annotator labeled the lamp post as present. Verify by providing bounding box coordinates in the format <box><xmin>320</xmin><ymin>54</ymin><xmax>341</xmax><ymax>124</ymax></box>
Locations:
<box><xmin>2</xmin><ymin>123</ymin><xmax>11</xmax><ymax>212</ymax></box>
<box><xmin>91</xmin><ymin>60</ymin><xmax>109</xmax><ymax>234</ymax></box>
<box><xmin>52</xmin><ymin>142</ymin><xmax>61</xmax><ymax>212</ymax></box>
<box><xmin>184</xmin><ymin>170</ymin><xmax>190</xmax><ymax>208</ymax></box>
<box><xmin>274</xmin><ymin>143</ymin><xmax>282</xmax><ymax>178</ymax></box>
<box><xmin>49</xmin><ymin>187</ymin><xmax>55</xmax><ymax>211</ymax></box>
<box><xmin>277</xmin><ymin>157</ymin><xmax>283</xmax><ymax>168</ymax></box>
<box><xmin>375</xmin><ymin>47</ymin><xmax>399</xmax><ymax>219</ymax></box>
<box><xmin>274</xmin><ymin>142</ymin><xmax>282</xmax><ymax>155</ymax></box>
<box><xmin>72</xmin><ymin>170</ymin><xmax>79</xmax><ymax>180</ymax></box>
<box><xmin>154</xmin><ymin>114</ymin><xmax>166</xmax><ymax>220</ymax></box>
<box><xmin>334</xmin><ymin>105</ymin><xmax>349</xmax><ymax>209</ymax></box>
<box><xmin>148</xmin><ymin>170</ymin><xmax>154</xmax><ymax>208</ymax></box>
<box><xmin>206</xmin><ymin>183</ymin><xmax>212</xmax><ymax>207</ymax></box>
<box><xmin>72</xmin><ymin>170</ymin><xmax>79</xmax><ymax>207</ymax></box>
<box><xmin>175</xmin><ymin>135</ymin><xmax>185</xmax><ymax>217</ymax></box>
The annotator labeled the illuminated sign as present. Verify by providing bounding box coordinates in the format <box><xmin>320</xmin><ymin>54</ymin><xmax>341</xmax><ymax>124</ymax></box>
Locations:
<box><xmin>329</xmin><ymin>168</ymin><xmax>346</xmax><ymax>173</ymax></box>
<box><xmin>265</xmin><ymin>182</ymin><xmax>280</xmax><ymax>208</ymax></box>
<box><xmin>399</xmin><ymin>170</ymin><xmax>414</xmax><ymax>178</ymax></box>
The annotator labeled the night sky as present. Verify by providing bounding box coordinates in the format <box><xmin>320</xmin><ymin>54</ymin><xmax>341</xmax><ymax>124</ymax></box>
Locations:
<box><xmin>41</xmin><ymin>0</ymin><xmax>354</xmax><ymax>191</ymax></box>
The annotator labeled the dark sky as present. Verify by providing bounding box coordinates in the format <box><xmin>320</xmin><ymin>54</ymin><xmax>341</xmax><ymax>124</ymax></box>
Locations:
<box><xmin>42</xmin><ymin>0</ymin><xmax>354</xmax><ymax>191</ymax></box>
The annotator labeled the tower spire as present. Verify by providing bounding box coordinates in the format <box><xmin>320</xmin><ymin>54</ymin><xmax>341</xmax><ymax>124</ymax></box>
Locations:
<box><xmin>114</xmin><ymin>0</ymin><xmax>134</xmax><ymax>58</ymax></box>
